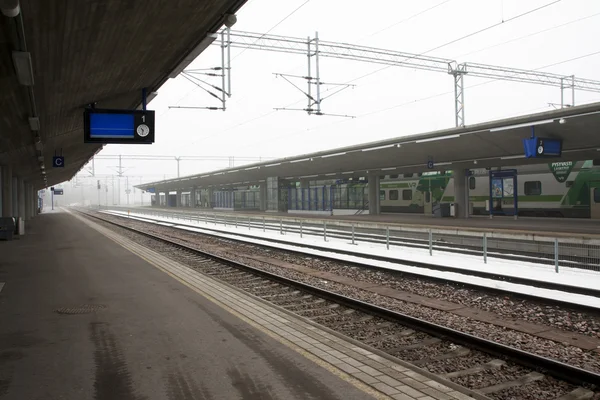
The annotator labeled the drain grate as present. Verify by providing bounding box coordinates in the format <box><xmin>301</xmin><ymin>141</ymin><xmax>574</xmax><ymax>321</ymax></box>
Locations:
<box><xmin>54</xmin><ymin>304</ymin><xmax>107</xmax><ymax>315</ymax></box>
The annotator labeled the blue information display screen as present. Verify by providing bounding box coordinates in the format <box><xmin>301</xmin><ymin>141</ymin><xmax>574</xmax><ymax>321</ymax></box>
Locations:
<box><xmin>90</xmin><ymin>113</ymin><xmax>135</xmax><ymax>139</ymax></box>
<box><xmin>84</xmin><ymin>108</ymin><xmax>155</xmax><ymax>144</ymax></box>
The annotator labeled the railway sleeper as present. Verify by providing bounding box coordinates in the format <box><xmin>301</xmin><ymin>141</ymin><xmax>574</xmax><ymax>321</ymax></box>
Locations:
<box><xmin>268</xmin><ymin>294</ymin><xmax>313</xmax><ymax>304</ymax></box>
<box><xmin>385</xmin><ymin>337</ymin><xmax>441</xmax><ymax>353</ymax></box>
<box><xmin>361</xmin><ymin>329</ymin><xmax>415</xmax><ymax>344</ymax></box>
<box><xmin>260</xmin><ymin>290</ymin><xmax>300</xmax><ymax>299</ymax></box>
<box><xmin>478</xmin><ymin>371</ymin><xmax>545</xmax><ymax>394</ymax></box>
<box><xmin>442</xmin><ymin>359</ymin><xmax>506</xmax><ymax>379</ymax></box>
<box><xmin>412</xmin><ymin>345</ymin><xmax>471</xmax><ymax>366</ymax></box>
<box><xmin>248</xmin><ymin>283</ymin><xmax>281</xmax><ymax>291</ymax></box>
<box><xmin>328</xmin><ymin>315</ymin><xmax>375</xmax><ymax>329</ymax></box>
<box><xmin>308</xmin><ymin>313</ymin><xmax>342</xmax><ymax>321</ymax></box>
<box><xmin>294</xmin><ymin>306</ymin><xmax>342</xmax><ymax>315</ymax></box>
<box><xmin>284</xmin><ymin>299</ymin><xmax>327</xmax><ymax>310</ymax></box>
<box><xmin>556</xmin><ymin>387</ymin><xmax>595</xmax><ymax>400</ymax></box>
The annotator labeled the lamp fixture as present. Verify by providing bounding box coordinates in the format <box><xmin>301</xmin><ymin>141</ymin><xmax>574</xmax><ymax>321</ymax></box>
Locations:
<box><xmin>12</xmin><ymin>51</ymin><xmax>34</xmax><ymax>86</ymax></box>
<box><xmin>28</xmin><ymin>116</ymin><xmax>40</xmax><ymax>131</ymax></box>
<box><xmin>0</xmin><ymin>0</ymin><xmax>20</xmax><ymax>17</ymax></box>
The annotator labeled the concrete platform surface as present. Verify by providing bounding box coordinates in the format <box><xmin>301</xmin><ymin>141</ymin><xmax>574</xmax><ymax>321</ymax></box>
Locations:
<box><xmin>0</xmin><ymin>211</ymin><xmax>378</xmax><ymax>400</ymax></box>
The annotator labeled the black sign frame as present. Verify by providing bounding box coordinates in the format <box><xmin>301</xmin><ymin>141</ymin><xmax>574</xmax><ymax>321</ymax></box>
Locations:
<box><xmin>83</xmin><ymin>108</ymin><xmax>155</xmax><ymax>144</ymax></box>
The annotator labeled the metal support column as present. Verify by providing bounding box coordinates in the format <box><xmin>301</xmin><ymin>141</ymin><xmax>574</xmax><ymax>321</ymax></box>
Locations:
<box><xmin>368</xmin><ymin>174</ymin><xmax>381</xmax><ymax>215</ymax></box>
<box><xmin>451</xmin><ymin>65</ymin><xmax>466</xmax><ymax>128</ymax></box>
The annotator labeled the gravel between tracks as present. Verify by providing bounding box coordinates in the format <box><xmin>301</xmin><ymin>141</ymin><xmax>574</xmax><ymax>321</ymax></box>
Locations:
<box><xmin>149</xmin><ymin>218</ymin><xmax>600</xmax><ymax>338</ymax></box>
<box><xmin>91</xmin><ymin>211</ymin><xmax>600</xmax><ymax>375</ymax></box>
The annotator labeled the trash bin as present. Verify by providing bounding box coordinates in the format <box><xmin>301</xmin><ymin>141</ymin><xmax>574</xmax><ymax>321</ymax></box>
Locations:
<box><xmin>16</xmin><ymin>217</ymin><xmax>25</xmax><ymax>235</ymax></box>
<box><xmin>433</xmin><ymin>203</ymin><xmax>451</xmax><ymax>217</ymax></box>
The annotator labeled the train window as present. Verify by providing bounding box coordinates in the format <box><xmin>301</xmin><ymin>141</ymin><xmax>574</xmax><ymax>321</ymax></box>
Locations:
<box><xmin>403</xmin><ymin>173</ymin><xmax>413</xmax><ymax>178</ymax></box>
<box><xmin>402</xmin><ymin>190</ymin><xmax>412</xmax><ymax>200</ymax></box>
<box><xmin>469</xmin><ymin>176</ymin><xmax>476</xmax><ymax>190</ymax></box>
<box><xmin>524</xmin><ymin>181</ymin><xmax>542</xmax><ymax>196</ymax></box>
<box><xmin>379</xmin><ymin>190</ymin><xmax>386</xmax><ymax>201</ymax></box>
<box><xmin>593</xmin><ymin>159</ymin><xmax>600</xmax><ymax>166</ymax></box>
<box><xmin>417</xmin><ymin>172</ymin><xmax>423</xmax><ymax>177</ymax></box>
<box><xmin>389</xmin><ymin>190</ymin><xmax>399</xmax><ymax>200</ymax></box>
<box><xmin>566</xmin><ymin>181</ymin><xmax>573</xmax><ymax>188</ymax></box>
<box><xmin>595</xmin><ymin>188</ymin><xmax>600</xmax><ymax>203</ymax></box>
<box><xmin>379</xmin><ymin>175</ymin><xmax>385</xmax><ymax>180</ymax></box>
<box><xmin>389</xmin><ymin>174</ymin><xmax>398</xmax><ymax>179</ymax></box>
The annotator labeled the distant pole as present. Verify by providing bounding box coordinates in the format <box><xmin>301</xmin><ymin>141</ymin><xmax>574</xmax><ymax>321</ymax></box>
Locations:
<box><xmin>126</xmin><ymin>176</ymin><xmax>130</xmax><ymax>205</ymax></box>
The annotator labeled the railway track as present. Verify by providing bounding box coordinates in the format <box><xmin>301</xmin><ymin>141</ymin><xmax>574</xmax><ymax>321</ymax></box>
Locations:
<box><xmin>76</xmin><ymin>208</ymin><xmax>600</xmax><ymax>400</ymax></box>
<box><xmin>120</xmin><ymin>208</ymin><xmax>600</xmax><ymax>271</ymax></box>
<box><xmin>102</xmin><ymin>209</ymin><xmax>600</xmax><ymax>302</ymax></box>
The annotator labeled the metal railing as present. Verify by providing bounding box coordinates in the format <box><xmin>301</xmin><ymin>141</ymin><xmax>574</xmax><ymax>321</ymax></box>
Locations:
<box><xmin>98</xmin><ymin>206</ymin><xmax>600</xmax><ymax>273</ymax></box>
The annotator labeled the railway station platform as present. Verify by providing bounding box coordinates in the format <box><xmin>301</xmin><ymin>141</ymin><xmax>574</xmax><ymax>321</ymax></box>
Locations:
<box><xmin>135</xmin><ymin>206</ymin><xmax>600</xmax><ymax>238</ymax></box>
<box><xmin>0</xmin><ymin>209</ymin><xmax>477</xmax><ymax>400</ymax></box>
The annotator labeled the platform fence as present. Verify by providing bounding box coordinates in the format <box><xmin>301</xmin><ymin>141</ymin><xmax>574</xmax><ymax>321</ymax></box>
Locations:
<box><xmin>98</xmin><ymin>206</ymin><xmax>600</xmax><ymax>274</ymax></box>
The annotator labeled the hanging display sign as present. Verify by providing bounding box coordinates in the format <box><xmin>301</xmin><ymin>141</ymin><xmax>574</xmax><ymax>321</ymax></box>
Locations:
<box><xmin>83</xmin><ymin>108</ymin><xmax>155</xmax><ymax>144</ymax></box>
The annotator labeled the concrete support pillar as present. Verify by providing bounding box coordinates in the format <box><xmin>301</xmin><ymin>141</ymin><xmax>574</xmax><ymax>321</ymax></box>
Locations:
<box><xmin>453</xmin><ymin>169</ymin><xmax>468</xmax><ymax>218</ymax></box>
<box><xmin>191</xmin><ymin>188</ymin><xmax>197</xmax><ymax>207</ymax></box>
<box><xmin>18</xmin><ymin>178</ymin><xmax>25</xmax><ymax>219</ymax></box>
<box><xmin>24</xmin><ymin>184</ymin><xmax>32</xmax><ymax>220</ymax></box>
<box><xmin>33</xmin><ymin>188</ymin><xmax>38</xmax><ymax>216</ymax></box>
<box><xmin>266</xmin><ymin>177</ymin><xmax>280</xmax><ymax>212</ymax></box>
<box><xmin>176</xmin><ymin>190</ymin><xmax>182</xmax><ymax>207</ymax></box>
<box><xmin>368</xmin><ymin>174</ymin><xmax>381</xmax><ymax>215</ymax></box>
<box><xmin>29</xmin><ymin>185</ymin><xmax>35</xmax><ymax>218</ymax></box>
<box><xmin>259</xmin><ymin>182</ymin><xmax>267</xmax><ymax>211</ymax></box>
<box><xmin>207</xmin><ymin>188</ymin><xmax>214</xmax><ymax>208</ymax></box>
<box><xmin>0</xmin><ymin>166</ymin><xmax>13</xmax><ymax>218</ymax></box>
<box><xmin>12</xmin><ymin>177</ymin><xmax>18</xmax><ymax>217</ymax></box>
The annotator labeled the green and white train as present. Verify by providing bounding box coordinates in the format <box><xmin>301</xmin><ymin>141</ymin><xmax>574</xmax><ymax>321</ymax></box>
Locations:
<box><xmin>378</xmin><ymin>160</ymin><xmax>600</xmax><ymax>218</ymax></box>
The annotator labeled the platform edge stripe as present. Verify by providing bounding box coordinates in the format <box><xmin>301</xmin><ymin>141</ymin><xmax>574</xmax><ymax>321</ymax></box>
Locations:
<box><xmin>67</xmin><ymin>211</ymin><xmax>391</xmax><ymax>400</ymax></box>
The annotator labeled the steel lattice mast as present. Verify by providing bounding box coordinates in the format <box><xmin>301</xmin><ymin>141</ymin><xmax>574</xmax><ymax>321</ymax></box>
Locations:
<box><xmin>175</xmin><ymin>28</ymin><xmax>600</xmax><ymax>127</ymax></box>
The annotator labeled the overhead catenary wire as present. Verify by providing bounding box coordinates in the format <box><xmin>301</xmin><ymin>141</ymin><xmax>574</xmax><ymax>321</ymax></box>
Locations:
<box><xmin>356</xmin><ymin>0</ymin><xmax>453</xmax><ymax>43</ymax></box>
<box><xmin>455</xmin><ymin>11</ymin><xmax>600</xmax><ymax>59</ymax></box>
<box><xmin>337</xmin><ymin>0</ymin><xmax>564</xmax><ymax>86</ymax></box>
<box><xmin>217</xmin><ymin>0</ymin><xmax>572</xmax><ymax>142</ymax></box>
<box><xmin>231</xmin><ymin>0</ymin><xmax>311</xmax><ymax>63</ymax></box>
<box><xmin>168</xmin><ymin>0</ymin><xmax>312</xmax><ymax>115</ymax></box>
<box><xmin>235</xmin><ymin>48</ymin><xmax>600</xmax><ymax>151</ymax></box>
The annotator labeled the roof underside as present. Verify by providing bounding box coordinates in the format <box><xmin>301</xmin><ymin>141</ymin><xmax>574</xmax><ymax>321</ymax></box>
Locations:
<box><xmin>0</xmin><ymin>0</ymin><xmax>247</xmax><ymax>189</ymax></box>
<box><xmin>137</xmin><ymin>102</ymin><xmax>600</xmax><ymax>191</ymax></box>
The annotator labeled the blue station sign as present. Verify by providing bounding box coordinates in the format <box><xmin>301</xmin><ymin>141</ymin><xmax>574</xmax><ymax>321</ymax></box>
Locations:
<box><xmin>52</xmin><ymin>156</ymin><xmax>65</xmax><ymax>168</ymax></box>
<box><xmin>84</xmin><ymin>108</ymin><xmax>155</xmax><ymax>144</ymax></box>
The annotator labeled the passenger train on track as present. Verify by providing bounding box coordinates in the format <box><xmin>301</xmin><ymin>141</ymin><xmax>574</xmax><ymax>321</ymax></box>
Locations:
<box><xmin>375</xmin><ymin>160</ymin><xmax>600</xmax><ymax>218</ymax></box>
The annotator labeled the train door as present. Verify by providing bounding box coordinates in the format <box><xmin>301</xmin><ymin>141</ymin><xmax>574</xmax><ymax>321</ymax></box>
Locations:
<box><xmin>590</xmin><ymin>181</ymin><xmax>600</xmax><ymax>219</ymax></box>
<box><xmin>424</xmin><ymin>191</ymin><xmax>432</xmax><ymax>215</ymax></box>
